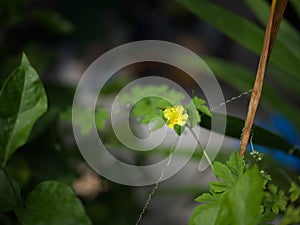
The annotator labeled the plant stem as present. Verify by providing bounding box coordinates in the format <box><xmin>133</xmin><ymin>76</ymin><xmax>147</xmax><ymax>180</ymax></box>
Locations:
<box><xmin>188</xmin><ymin>126</ymin><xmax>214</xmax><ymax>171</ymax></box>
<box><xmin>239</xmin><ymin>0</ymin><xmax>287</xmax><ymax>155</ymax></box>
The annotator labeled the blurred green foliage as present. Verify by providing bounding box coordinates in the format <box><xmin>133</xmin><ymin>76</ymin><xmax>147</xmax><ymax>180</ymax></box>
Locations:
<box><xmin>0</xmin><ymin>0</ymin><xmax>299</xmax><ymax>224</ymax></box>
<box><xmin>177</xmin><ymin>0</ymin><xmax>300</xmax><ymax>131</ymax></box>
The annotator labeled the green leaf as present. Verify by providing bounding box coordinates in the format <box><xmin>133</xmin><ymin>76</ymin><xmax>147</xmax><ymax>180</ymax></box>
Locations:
<box><xmin>6</xmin><ymin>157</ymin><xmax>31</xmax><ymax>188</ymax></box>
<box><xmin>95</xmin><ymin>108</ymin><xmax>109</xmax><ymax>131</ymax></box>
<box><xmin>174</xmin><ymin>124</ymin><xmax>185</xmax><ymax>136</ymax></box>
<box><xmin>202</xmin><ymin>56</ymin><xmax>253</xmax><ymax>91</ymax></box>
<box><xmin>200</xmin><ymin>114</ymin><xmax>300</xmax><ymax>159</ymax></box>
<box><xmin>0</xmin><ymin>169</ymin><xmax>22</xmax><ymax>212</ymax></box>
<box><xmin>227</xmin><ymin>166</ymin><xmax>264</xmax><ymax>225</ymax></box>
<box><xmin>280</xmin><ymin>205</ymin><xmax>300</xmax><ymax>225</ymax></box>
<box><xmin>203</xmin><ymin>56</ymin><xmax>300</xmax><ymax>130</ymax></box>
<box><xmin>131</xmin><ymin>97</ymin><xmax>170</xmax><ymax>124</ymax></box>
<box><xmin>289</xmin><ymin>181</ymin><xmax>300</xmax><ymax>202</ymax></box>
<box><xmin>213</xmin><ymin>161</ymin><xmax>236</xmax><ymax>185</ymax></box>
<box><xmin>190</xmin><ymin>200</ymin><xmax>229</xmax><ymax>225</ymax></box>
<box><xmin>61</xmin><ymin>107</ymin><xmax>108</xmax><ymax>135</ymax></box>
<box><xmin>32</xmin><ymin>10</ymin><xmax>74</xmax><ymax>35</ymax></box>
<box><xmin>196</xmin><ymin>105</ymin><xmax>211</xmax><ymax>117</ymax></box>
<box><xmin>177</xmin><ymin>0</ymin><xmax>263</xmax><ymax>54</ymax></box>
<box><xmin>15</xmin><ymin>181</ymin><xmax>92</xmax><ymax>225</ymax></box>
<box><xmin>149</xmin><ymin>117</ymin><xmax>165</xmax><ymax>131</ymax></box>
<box><xmin>226</xmin><ymin>152</ymin><xmax>244</xmax><ymax>178</ymax></box>
<box><xmin>190</xmin><ymin>164</ymin><xmax>264</xmax><ymax>225</ymax></box>
<box><xmin>118</xmin><ymin>85</ymin><xmax>185</xmax><ymax>124</ymax></box>
<box><xmin>210</xmin><ymin>181</ymin><xmax>229</xmax><ymax>194</ymax></box>
<box><xmin>264</xmin><ymin>184</ymin><xmax>288</xmax><ymax>214</ymax></box>
<box><xmin>177</xmin><ymin>0</ymin><xmax>300</xmax><ymax>80</ymax></box>
<box><xmin>185</xmin><ymin>100</ymin><xmax>201</xmax><ymax>128</ymax></box>
<box><xmin>268</xmin><ymin>64</ymin><xmax>300</xmax><ymax>97</ymax></box>
<box><xmin>259</xmin><ymin>208</ymin><xmax>277</xmax><ymax>225</ymax></box>
<box><xmin>192</xmin><ymin>96</ymin><xmax>211</xmax><ymax>117</ymax></box>
<box><xmin>289</xmin><ymin>0</ymin><xmax>300</xmax><ymax>20</ymax></box>
<box><xmin>0</xmin><ymin>53</ymin><xmax>48</xmax><ymax>167</ymax></box>
<box><xmin>209</xmin><ymin>152</ymin><xmax>244</xmax><ymax>194</ymax></box>
<box><xmin>195</xmin><ymin>193</ymin><xmax>221</xmax><ymax>203</ymax></box>
<box><xmin>118</xmin><ymin>85</ymin><xmax>185</xmax><ymax>107</ymax></box>
<box><xmin>268</xmin><ymin>183</ymin><xmax>278</xmax><ymax>195</ymax></box>
<box><xmin>244</xmin><ymin>0</ymin><xmax>300</xmax><ymax>63</ymax></box>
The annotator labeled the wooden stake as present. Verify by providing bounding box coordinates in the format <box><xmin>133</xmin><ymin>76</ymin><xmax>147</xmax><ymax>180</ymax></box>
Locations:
<box><xmin>239</xmin><ymin>0</ymin><xmax>288</xmax><ymax>155</ymax></box>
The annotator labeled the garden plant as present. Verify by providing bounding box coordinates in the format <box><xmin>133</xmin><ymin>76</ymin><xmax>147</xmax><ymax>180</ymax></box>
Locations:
<box><xmin>0</xmin><ymin>0</ymin><xmax>300</xmax><ymax>225</ymax></box>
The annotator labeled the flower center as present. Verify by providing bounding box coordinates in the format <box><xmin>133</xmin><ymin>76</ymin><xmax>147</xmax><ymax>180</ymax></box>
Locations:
<box><xmin>163</xmin><ymin>105</ymin><xmax>188</xmax><ymax>129</ymax></box>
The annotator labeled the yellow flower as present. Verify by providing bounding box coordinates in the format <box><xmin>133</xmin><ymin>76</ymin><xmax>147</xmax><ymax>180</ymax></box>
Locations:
<box><xmin>163</xmin><ymin>105</ymin><xmax>188</xmax><ymax>129</ymax></box>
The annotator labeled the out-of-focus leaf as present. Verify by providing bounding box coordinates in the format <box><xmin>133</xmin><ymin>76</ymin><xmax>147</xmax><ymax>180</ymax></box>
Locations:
<box><xmin>6</xmin><ymin>156</ymin><xmax>31</xmax><ymax>188</ymax></box>
<box><xmin>243</xmin><ymin>0</ymin><xmax>300</xmax><ymax>99</ymax></box>
<box><xmin>177</xmin><ymin>0</ymin><xmax>300</xmax><ymax>81</ymax></box>
<box><xmin>118</xmin><ymin>85</ymin><xmax>186</xmax><ymax>125</ymax></box>
<box><xmin>178</xmin><ymin>0</ymin><xmax>300</xmax><ymax>130</ymax></box>
<box><xmin>186</xmin><ymin>98</ymin><xmax>201</xmax><ymax>128</ymax></box>
<box><xmin>203</xmin><ymin>56</ymin><xmax>300</xmax><ymax>129</ymax></box>
<box><xmin>0</xmin><ymin>53</ymin><xmax>47</xmax><ymax>167</ymax></box>
<box><xmin>100</xmin><ymin>75</ymin><xmax>132</xmax><ymax>94</ymax></box>
<box><xmin>200</xmin><ymin>113</ymin><xmax>300</xmax><ymax>158</ymax></box>
<box><xmin>202</xmin><ymin>56</ymin><xmax>253</xmax><ymax>90</ymax></box>
<box><xmin>289</xmin><ymin>178</ymin><xmax>300</xmax><ymax>202</ymax></box>
<box><xmin>15</xmin><ymin>181</ymin><xmax>92</xmax><ymax>225</ymax></box>
<box><xmin>149</xmin><ymin>118</ymin><xmax>165</xmax><ymax>131</ymax></box>
<box><xmin>259</xmin><ymin>209</ymin><xmax>277</xmax><ymax>225</ymax></box>
<box><xmin>0</xmin><ymin>169</ymin><xmax>22</xmax><ymax>212</ymax></box>
<box><xmin>244</xmin><ymin>0</ymin><xmax>300</xmax><ymax>62</ymax></box>
<box><xmin>0</xmin><ymin>0</ymin><xmax>24</xmax><ymax>27</ymax></box>
<box><xmin>131</xmin><ymin>97</ymin><xmax>170</xmax><ymax>124</ymax></box>
<box><xmin>290</xmin><ymin>0</ymin><xmax>300</xmax><ymax>19</ymax></box>
<box><xmin>61</xmin><ymin>107</ymin><xmax>108</xmax><ymax>135</ymax></box>
<box><xmin>265</xmin><ymin>184</ymin><xmax>288</xmax><ymax>214</ymax></box>
<box><xmin>192</xmin><ymin>96</ymin><xmax>211</xmax><ymax>117</ymax></box>
<box><xmin>268</xmin><ymin>64</ymin><xmax>300</xmax><ymax>96</ymax></box>
<box><xmin>280</xmin><ymin>205</ymin><xmax>300</xmax><ymax>225</ymax></box>
<box><xmin>31</xmin><ymin>10</ymin><xmax>74</xmax><ymax>35</ymax></box>
<box><xmin>95</xmin><ymin>108</ymin><xmax>109</xmax><ymax>131</ymax></box>
<box><xmin>118</xmin><ymin>85</ymin><xmax>185</xmax><ymax>107</ymax></box>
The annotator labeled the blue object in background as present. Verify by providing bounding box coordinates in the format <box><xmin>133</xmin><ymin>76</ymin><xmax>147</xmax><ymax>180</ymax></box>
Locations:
<box><xmin>253</xmin><ymin>114</ymin><xmax>300</xmax><ymax>172</ymax></box>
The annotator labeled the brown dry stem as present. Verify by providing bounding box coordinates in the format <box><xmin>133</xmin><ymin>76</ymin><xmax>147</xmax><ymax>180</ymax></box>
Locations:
<box><xmin>239</xmin><ymin>0</ymin><xmax>288</xmax><ymax>155</ymax></box>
